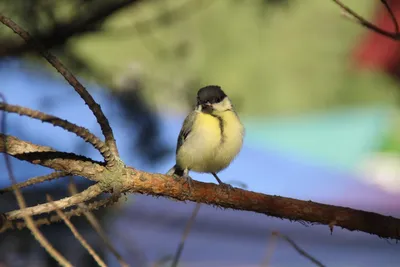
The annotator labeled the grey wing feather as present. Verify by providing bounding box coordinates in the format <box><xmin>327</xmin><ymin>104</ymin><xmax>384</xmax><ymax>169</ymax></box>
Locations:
<box><xmin>176</xmin><ymin>111</ymin><xmax>197</xmax><ymax>154</ymax></box>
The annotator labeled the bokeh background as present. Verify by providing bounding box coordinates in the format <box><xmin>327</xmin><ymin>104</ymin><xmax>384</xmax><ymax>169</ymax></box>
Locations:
<box><xmin>1</xmin><ymin>0</ymin><xmax>400</xmax><ymax>266</ymax></box>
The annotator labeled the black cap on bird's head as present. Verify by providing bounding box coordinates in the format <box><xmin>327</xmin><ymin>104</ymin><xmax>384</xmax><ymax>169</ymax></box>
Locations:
<box><xmin>196</xmin><ymin>85</ymin><xmax>227</xmax><ymax>106</ymax></box>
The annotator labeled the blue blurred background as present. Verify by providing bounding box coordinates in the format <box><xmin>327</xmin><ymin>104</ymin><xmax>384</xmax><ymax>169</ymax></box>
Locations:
<box><xmin>1</xmin><ymin>0</ymin><xmax>400</xmax><ymax>266</ymax></box>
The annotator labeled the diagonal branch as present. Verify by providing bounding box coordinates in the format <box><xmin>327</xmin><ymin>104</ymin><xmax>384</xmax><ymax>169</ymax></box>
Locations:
<box><xmin>47</xmin><ymin>194</ymin><xmax>107</xmax><ymax>267</ymax></box>
<box><xmin>6</xmin><ymin>183</ymin><xmax>103</xmax><ymax>220</ymax></box>
<box><xmin>273</xmin><ymin>231</ymin><xmax>325</xmax><ymax>267</ymax></box>
<box><xmin>171</xmin><ymin>203</ymin><xmax>201</xmax><ymax>267</ymax></box>
<box><xmin>0</xmin><ymin>102</ymin><xmax>112</xmax><ymax>163</ymax></box>
<box><xmin>68</xmin><ymin>180</ymin><xmax>129</xmax><ymax>267</ymax></box>
<box><xmin>0</xmin><ymin>13</ymin><xmax>119</xmax><ymax>164</ymax></box>
<box><xmin>331</xmin><ymin>0</ymin><xmax>400</xmax><ymax>40</ymax></box>
<box><xmin>0</xmin><ymin>171</ymin><xmax>69</xmax><ymax>194</ymax></box>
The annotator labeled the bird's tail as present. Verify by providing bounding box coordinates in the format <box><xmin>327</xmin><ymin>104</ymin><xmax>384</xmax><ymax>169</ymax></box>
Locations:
<box><xmin>166</xmin><ymin>165</ymin><xmax>184</xmax><ymax>176</ymax></box>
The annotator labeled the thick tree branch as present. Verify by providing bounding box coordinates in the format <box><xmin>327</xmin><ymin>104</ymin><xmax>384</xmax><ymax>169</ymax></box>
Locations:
<box><xmin>0</xmin><ymin>102</ymin><xmax>112</xmax><ymax>163</ymax></box>
<box><xmin>119</xmin><ymin>169</ymin><xmax>400</xmax><ymax>240</ymax></box>
<box><xmin>2</xmin><ymin>132</ymin><xmax>400</xmax><ymax>239</ymax></box>
<box><xmin>0</xmin><ymin>14</ymin><xmax>119</xmax><ymax>164</ymax></box>
<box><xmin>2</xmin><ymin>131</ymin><xmax>400</xmax><ymax>240</ymax></box>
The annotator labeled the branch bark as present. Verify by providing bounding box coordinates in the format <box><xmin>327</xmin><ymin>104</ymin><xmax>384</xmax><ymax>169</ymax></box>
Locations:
<box><xmin>6</xmin><ymin>183</ymin><xmax>103</xmax><ymax>220</ymax></box>
<box><xmin>2</xmin><ymin>132</ymin><xmax>400</xmax><ymax>240</ymax></box>
<box><xmin>0</xmin><ymin>133</ymin><xmax>104</xmax><ymax>181</ymax></box>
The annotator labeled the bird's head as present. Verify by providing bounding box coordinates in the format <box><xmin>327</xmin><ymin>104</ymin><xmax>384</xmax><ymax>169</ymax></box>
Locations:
<box><xmin>196</xmin><ymin>85</ymin><xmax>232</xmax><ymax>113</ymax></box>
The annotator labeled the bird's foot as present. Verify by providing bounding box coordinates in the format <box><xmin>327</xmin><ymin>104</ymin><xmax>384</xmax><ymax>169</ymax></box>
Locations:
<box><xmin>181</xmin><ymin>174</ymin><xmax>193</xmax><ymax>192</ymax></box>
<box><xmin>170</xmin><ymin>173</ymin><xmax>193</xmax><ymax>193</ymax></box>
<box><xmin>211</xmin><ymin>172</ymin><xmax>233</xmax><ymax>191</ymax></box>
<box><xmin>218</xmin><ymin>182</ymin><xmax>234</xmax><ymax>191</ymax></box>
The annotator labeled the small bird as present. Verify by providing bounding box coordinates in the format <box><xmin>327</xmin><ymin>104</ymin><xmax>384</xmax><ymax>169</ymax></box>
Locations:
<box><xmin>167</xmin><ymin>85</ymin><xmax>244</xmax><ymax>189</ymax></box>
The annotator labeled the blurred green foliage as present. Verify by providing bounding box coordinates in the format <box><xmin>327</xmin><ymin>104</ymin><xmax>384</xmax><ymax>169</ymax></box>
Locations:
<box><xmin>72</xmin><ymin>0</ymin><xmax>400</xmax><ymax>115</ymax></box>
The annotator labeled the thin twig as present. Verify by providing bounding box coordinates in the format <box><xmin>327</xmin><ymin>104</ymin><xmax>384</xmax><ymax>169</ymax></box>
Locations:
<box><xmin>0</xmin><ymin>93</ymin><xmax>72</xmax><ymax>267</ymax></box>
<box><xmin>0</xmin><ymin>171</ymin><xmax>69</xmax><ymax>194</ymax></box>
<box><xmin>152</xmin><ymin>255</ymin><xmax>173</xmax><ymax>267</ymax></box>
<box><xmin>47</xmin><ymin>194</ymin><xmax>107</xmax><ymax>267</ymax></box>
<box><xmin>6</xmin><ymin>183</ymin><xmax>103</xmax><ymax>220</ymax></box>
<box><xmin>1</xmin><ymin>197</ymin><xmax>115</xmax><ymax>233</ymax></box>
<box><xmin>69</xmin><ymin>180</ymin><xmax>129</xmax><ymax>267</ymax></box>
<box><xmin>381</xmin><ymin>0</ymin><xmax>399</xmax><ymax>35</ymax></box>
<box><xmin>273</xmin><ymin>231</ymin><xmax>325</xmax><ymax>267</ymax></box>
<box><xmin>171</xmin><ymin>202</ymin><xmax>201</xmax><ymax>267</ymax></box>
<box><xmin>0</xmin><ymin>102</ymin><xmax>111</xmax><ymax>163</ymax></box>
<box><xmin>0</xmin><ymin>14</ymin><xmax>119</xmax><ymax>165</ymax></box>
<box><xmin>332</xmin><ymin>0</ymin><xmax>400</xmax><ymax>40</ymax></box>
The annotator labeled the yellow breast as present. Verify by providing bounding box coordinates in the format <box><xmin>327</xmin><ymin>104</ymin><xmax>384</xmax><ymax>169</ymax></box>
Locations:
<box><xmin>176</xmin><ymin>110</ymin><xmax>244</xmax><ymax>173</ymax></box>
<box><xmin>214</xmin><ymin>110</ymin><xmax>244</xmax><ymax>170</ymax></box>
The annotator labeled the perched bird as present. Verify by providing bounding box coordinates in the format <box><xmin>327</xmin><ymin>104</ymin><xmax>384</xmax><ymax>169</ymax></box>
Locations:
<box><xmin>167</xmin><ymin>85</ymin><xmax>244</xmax><ymax>188</ymax></box>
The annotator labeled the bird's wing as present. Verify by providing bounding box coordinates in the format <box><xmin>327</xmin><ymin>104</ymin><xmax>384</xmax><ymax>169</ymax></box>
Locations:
<box><xmin>176</xmin><ymin>111</ymin><xmax>197</xmax><ymax>154</ymax></box>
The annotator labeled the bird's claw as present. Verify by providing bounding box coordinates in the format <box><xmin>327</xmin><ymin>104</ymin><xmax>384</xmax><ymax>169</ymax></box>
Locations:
<box><xmin>219</xmin><ymin>182</ymin><xmax>234</xmax><ymax>191</ymax></box>
<box><xmin>172</xmin><ymin>174</ymin><xmax>193</xmax><ymax>193</ymax></box>
<box><xmin>182</xmin><ymin>175</ymin><xmax>193</xmax><ymax>192</ymax></box>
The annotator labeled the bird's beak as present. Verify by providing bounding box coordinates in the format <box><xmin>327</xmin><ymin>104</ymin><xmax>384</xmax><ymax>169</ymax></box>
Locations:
<box><xmin>201</xmin><ymin>102</ymin><xmax>211</xmax><ymax>108</ymax></box>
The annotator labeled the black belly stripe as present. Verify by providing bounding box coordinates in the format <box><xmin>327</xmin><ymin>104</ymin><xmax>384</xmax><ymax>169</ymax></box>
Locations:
<box><xmin>211</xmin><ymin>114</ymin><xmax>225</xmax><ymax>144</ymax></box>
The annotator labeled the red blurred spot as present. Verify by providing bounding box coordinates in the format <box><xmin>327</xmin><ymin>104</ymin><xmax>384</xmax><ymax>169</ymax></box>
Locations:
<box><xmin>352</xmin><ymin>0</ymin><xmax>400</xmax><ymax>79</ymax></box>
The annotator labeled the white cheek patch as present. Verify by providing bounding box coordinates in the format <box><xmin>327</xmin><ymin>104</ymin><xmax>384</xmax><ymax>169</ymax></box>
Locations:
<box><xmin>212</xmin><ymin>97</ymin><xmax>232</xmax><ymax>112</ymax></box>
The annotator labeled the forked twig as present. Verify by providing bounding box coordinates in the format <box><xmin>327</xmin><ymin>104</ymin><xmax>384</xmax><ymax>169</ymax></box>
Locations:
<box><xmin>171</xmin><ymin>202</ymin><xmax>201</xmax><ymax>267</ymax></box>
<box><xmin>47</xmin><ymin>194</ymin><xmax>107</xmax><ymax>267</ymax></box>
<box><xmin>0</xmin><ymin>171</ymin><xmax>69</xmax><ymax>194</ymax></box>
<box><xmin>332</xmin><ymin>0</ymin><xmax>400</xmax><ymax>40</ymax></box>
<box><xmin>0</xmin><ymin>14</ymin><xmax>119</xmax><ymax>165</ymax></box>
<box><xmin>0</xmin><ymin>93</ymin><xmax>72</xmax><ymax>267</ymax></box>
<box><xmin>69</xmin><ymin>180</ymin><xmax>129</xmax><ymax>267</ymax></box>
<box><xmin>0</xmin><ymin>103</ymin><xmax>111</xmax><ymax>162</ymax></box>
